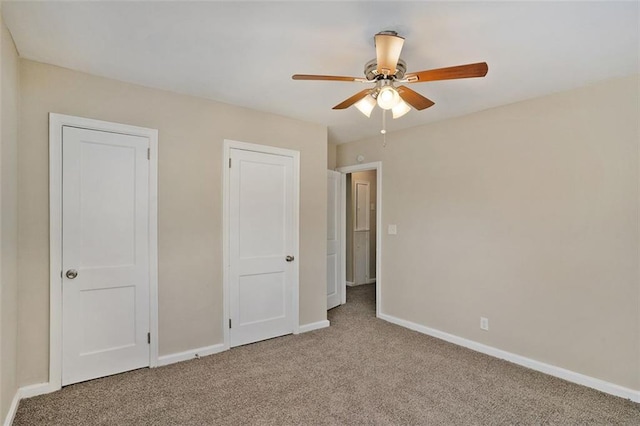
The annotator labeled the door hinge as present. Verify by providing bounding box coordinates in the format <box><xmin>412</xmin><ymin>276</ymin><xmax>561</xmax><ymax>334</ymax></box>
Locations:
<box><xmin>229</xmin><ymin>319</ymin><xmax>232</xmax><ymax>329</ymax></box>
<box><xmin>147</xmin><ymin>148</ymin><xmax>150</xmax><ymax>160</ymax></box>
<box><xmin>229</xmin><ymin>158</ymin><xmax>231</xmax><ymax>168</ymax></box>
<box><xmin>147</xmin><ymin>332</ymin><xmax>151</xmax><ymax>344</ymax></box>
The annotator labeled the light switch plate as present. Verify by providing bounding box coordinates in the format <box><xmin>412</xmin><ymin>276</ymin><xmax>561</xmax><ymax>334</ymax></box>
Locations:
<box><xmin>388</xmin><ymin>224</ymin><xmax>397</xmax><ymax>235</ymax></box>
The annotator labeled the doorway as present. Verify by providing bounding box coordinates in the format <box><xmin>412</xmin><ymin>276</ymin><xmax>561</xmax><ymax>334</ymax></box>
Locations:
<box><xmin>337</xmin><ymin>162</ymin><xmax>382</xmax><ymax>317</ymax></box>
<box><xmin>349</xmin><ymin>172</ymin><xmax>376</xmax><ymax>287</ymax></box>
<box><xmin>49</xmin><ymin>114</ymin><xmax>159</xmax><ymax>389</ymax></box>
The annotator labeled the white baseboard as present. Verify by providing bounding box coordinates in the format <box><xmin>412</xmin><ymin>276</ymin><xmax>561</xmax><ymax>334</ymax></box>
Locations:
<box><xmin>157</xmin><ymin>343</ymin><xmax>226</xmax><ymax>366</ymax></box>
<box><xmin>158</xmin><ymin>320</ymin><xmax>332</xmax><ymax>365</ymax></box>
<box><xmin>18</xmin><ymin>382</ymin><xmax>57</xmax><ymax>399</ymax></box>
<box><xmin>347</xmin><ymin>281</ymin><xmax>374</xmax><ymax>287</ymax></box>
<box><xmin>3</xmin><ymin>382</ymin><xmax>58</xmax><ymax>426</ymax></box>
<box><xmin>378</xmin><ymin>313</ymin><xmax>640</xmax><ymax>403</ymax></box>
<box><xmin>297</xmin><ymin>320</ymin><xmax>330</xmax><ymax>334</ymax></box>
<box><xmin>3</xmin><ymin>391</ymin><xmax>19</xmax><ymax>426</ymax></box>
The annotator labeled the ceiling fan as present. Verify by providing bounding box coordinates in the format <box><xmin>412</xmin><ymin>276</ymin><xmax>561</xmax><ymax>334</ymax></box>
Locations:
<box><xmin>292</xmin><ymin>31</ymin><xmax>488</xmax><ymax>119</ymax></box>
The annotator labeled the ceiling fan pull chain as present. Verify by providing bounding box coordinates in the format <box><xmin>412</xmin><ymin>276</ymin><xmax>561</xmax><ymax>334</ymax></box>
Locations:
<box><xmin>381</xmin><ymin>110</ymin><xmax>387</xmax><ymax>147</ymax></box>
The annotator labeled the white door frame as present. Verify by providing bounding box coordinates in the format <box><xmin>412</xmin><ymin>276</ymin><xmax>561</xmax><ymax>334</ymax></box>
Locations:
<box><xmin>222</xmin><ymin>139</ymin><xmax>300</xmax><ymax>350</ymax></box>
<box><xmin>337</xmin><ymin>162</ymin><xmax>382</xmax><ymax>317</ymax></box>
<box><xmin>49</xmin><ymin>113</ymin><xmax>159</xmax><ymax>391</ymax></box>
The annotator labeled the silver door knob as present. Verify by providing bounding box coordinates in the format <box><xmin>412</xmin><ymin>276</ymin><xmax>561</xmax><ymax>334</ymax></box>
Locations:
<box><xmin>66</xmin><ymin>269</ymin><xmax>78</xmax><ymax>279</ymax></box>
<box><xmin>285</xmin><ymin>255</ymin><xmax>295</xmax><ymax>262</ymax></box>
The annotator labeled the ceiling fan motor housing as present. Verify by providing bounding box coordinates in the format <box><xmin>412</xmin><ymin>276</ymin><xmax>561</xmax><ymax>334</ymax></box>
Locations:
<box><xmin>364</xmin><ymin>58</ymin><xmax>407</xmax><ymax>81</ymax></box>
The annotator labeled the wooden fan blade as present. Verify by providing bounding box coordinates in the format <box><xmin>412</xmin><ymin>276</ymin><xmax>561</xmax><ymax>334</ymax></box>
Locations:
<box><xmin>396</xmin><ymin>86</ymin><xmax>435</xmax><ymax>110</ymax></box>
<box><xmin>332</xmin><ymin>89</ymin><xmax>372</xmax><ymax>110</ymax></box>
<box><xmin>405</xmin><ymin>62</ymin><xmax>488</xmax><ymax>83</ymax></box>
<box><xmin>292</xmin><ymin>74</ymin><xmax>367</xmax><ymax>82</ymax></box>
<box><xmin>375</xmin><ymin>33</ymin><xmax>405</xmax><ymax>76</ymax></box>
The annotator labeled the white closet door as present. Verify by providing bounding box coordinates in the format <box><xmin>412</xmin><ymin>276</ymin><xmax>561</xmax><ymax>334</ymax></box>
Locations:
<box><xmin>354</xmin><ymin>180</ymin><xmax>370</xmax><ymax>285</ymax></box>
<box><xmin>354</xmin><ymin>181</ymin><xmax>370</xmax><ymax>231</ymax></box>
<box><xmin>354</xmin><ymin>231</ymin><xmax>370</xmax><ymax>285</ymax></box>
<box><xmin>229</xmin><ymin>148</ymin><xmax>295</xmax><ymax>347</ymax></box>
<box><xmin>62</xmin><ymin>126</ymin><xmax>150</xmax><ymax>386</ymax></box>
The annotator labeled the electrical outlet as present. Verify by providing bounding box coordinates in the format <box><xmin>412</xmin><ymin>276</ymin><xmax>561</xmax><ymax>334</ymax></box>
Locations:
<box><xmin>388</xmin><ymin>224</ymin><xmax>397</xmax><ymax>235</ymax></box>
<box><xmin>480</xmin><ymin>317</ymin><xmax>489</xmax><ymax>331</ymax></box>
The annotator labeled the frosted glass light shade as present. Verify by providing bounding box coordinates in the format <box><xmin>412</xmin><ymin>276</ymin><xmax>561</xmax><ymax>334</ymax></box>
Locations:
<box><xmin>354</xmin><ymin>95</ymin><xmax>376</xmax><ymax>117</ymax></box>
<box><xmin>377</xmin><ymin>86</ymin><xmax>400</xmax><ymax>110</ymax></box>
<box><xmin>392</xmin><ymin>99</ymin><xmax>411</xmax><ymax>119</ymax></box>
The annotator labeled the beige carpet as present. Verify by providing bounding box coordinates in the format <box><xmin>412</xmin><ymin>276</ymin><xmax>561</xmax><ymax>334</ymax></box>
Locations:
<box><xmin>14</xmin><ymin>284</ymin><xmax>640</xmax><ymax>425</ymax></box>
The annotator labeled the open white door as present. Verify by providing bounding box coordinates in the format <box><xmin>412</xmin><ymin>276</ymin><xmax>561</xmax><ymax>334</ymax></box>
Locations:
<box><xmin>61</xmin><ymin>126</ymin><xmax>150</xmax><ymax>386</ymax></box>
<box><xmin>229</xmin><ymin>148</ymin><xmax>297</xmax><ymax>347</ymax></box>
<box><xmin>327</xmin><ymin>170</ymin><xmax>342</xmax><ymax>309</ymax></box>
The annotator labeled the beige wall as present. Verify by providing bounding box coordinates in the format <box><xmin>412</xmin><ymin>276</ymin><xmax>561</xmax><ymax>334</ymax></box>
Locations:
<box><xmin>327</xmin><ymin>142</ymin><xmax>337</xmax><ymax>170</ymax></box>
<box><xmin>0</xmin><ymin>14</ymin><xmax>20</xmax><ymax>421</ymax></box>
<box><xmin>346</xmin><ymin>170</ymin><xmax>377</xmax><ymax>283</ymax></box>
<box><xmin>18</xmin><ymin>59</ymin><xmax>328</xmax><ymax>387</ymax></box>
<box><xmin>337</xmin><ymin>75</ymin><xmax>640</xmax><ymax>390</ymax></box>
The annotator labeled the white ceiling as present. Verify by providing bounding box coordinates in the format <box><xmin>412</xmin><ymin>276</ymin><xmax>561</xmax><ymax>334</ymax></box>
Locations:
<box><xmin>3</xmin><ymin>1</ymin><xmax>639</xmax><ymax>144</ymax></box>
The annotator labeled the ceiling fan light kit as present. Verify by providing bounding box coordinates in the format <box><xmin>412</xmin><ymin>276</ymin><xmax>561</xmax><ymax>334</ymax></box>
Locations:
<box><xmin>377</xmin><ymin>84</ymin><xmax>400</xmax><ymax>110</ymax></box>
<box><xmin>392</xmin><ymin>99</ymin><xmax>412</xmax><ymax>119</ymax></box>
<box><xmin>292</xmin><ymin>30</ymin><xmax>488</xmax><ymax>137</ymax></box>
<box><xmin>354</xmin><ymin>94</ymin><xmax>376</xmax><ymax>118</ymax></box>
